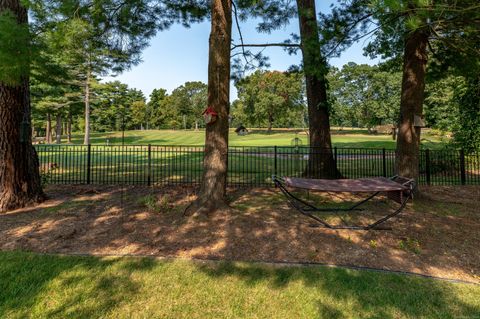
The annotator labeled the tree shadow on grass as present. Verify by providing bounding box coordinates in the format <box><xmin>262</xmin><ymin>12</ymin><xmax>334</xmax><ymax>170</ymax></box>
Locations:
<box><xmin>0</xmin><ymin>252</ymin><xmax>157</xmax><ymax>318</ymax></box>
<box><xmin>195</xmin><ymin>260</ymin><xmax>480</xmax><ymax>318</ymax></box>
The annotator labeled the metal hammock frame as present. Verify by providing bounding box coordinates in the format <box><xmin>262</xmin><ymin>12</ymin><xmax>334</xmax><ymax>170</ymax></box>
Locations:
<box><xmin>273</xmin><ymin>175</ymin><xmax>416</xmax><ymax>230</ymax></box>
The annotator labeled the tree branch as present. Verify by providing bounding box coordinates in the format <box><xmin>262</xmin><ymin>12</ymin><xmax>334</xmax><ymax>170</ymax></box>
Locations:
<box><xmin>232</xmin><ymin>43</ymin><xmax>301</xmax><ymax>50</ymax></box>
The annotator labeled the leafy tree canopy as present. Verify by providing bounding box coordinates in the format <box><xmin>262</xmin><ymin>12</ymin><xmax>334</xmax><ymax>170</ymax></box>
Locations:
<box><xmin>235</xmin><ymin>70</ymin><xmax>305</xmax><ymax>130</ymax></box>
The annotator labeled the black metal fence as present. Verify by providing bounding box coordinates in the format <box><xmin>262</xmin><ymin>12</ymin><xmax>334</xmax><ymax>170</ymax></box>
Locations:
<box><xmin>35</xmin><ymin>145</ymin><xmax>480</xmax><ymax>186</ymax></box>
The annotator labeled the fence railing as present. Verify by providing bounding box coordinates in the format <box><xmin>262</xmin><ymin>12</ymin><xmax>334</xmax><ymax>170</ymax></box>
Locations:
<box><xmin>35</xmin><ymin>145</ymin><xmax>480</xmax><ymax>186</ymax></box>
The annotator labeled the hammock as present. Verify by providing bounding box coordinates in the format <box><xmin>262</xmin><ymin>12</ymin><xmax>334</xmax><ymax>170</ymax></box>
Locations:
<box><xmin>273</xmin><ymin>175</ymin><xmax>416</xmax><ymax>230</ymax></box>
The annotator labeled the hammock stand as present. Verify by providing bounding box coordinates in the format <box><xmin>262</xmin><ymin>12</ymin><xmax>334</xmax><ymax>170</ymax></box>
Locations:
<box><xmin>273</xmin><ymin>175</ymin><xmax>416</xmax><ymax>230</ymax></box>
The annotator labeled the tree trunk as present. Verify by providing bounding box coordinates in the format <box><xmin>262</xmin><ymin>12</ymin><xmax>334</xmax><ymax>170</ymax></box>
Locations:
<box><xmin>297</xmin><ymin>0</ymin><xmax>340</xmax><ymax>179</ymax></box>
<box><xmin>55</xmin><ymin>114</ymin><xmax>62</xmax><ymax>144</ymax></box>
<box><xmin>267</xmin><ymin>114</ymin><xmax>273</xmax><ymax>133</ymax></box>
<box><xmin>67</xmin><ymin>113</ymin><xmax>72</xmax><ymax>143</ymax></box>
<box><xmin>185</xmin><ymin>0</ymin><xmax>232</xmax><ymax>215</ymax></box>
<box><xmin>46</xmin><ymin>112</ymin><xmax>52</xmax><ymax>143</ymax></box>
<box><xmin>83</xmin><ymin>69</ymin><xmax>91</xmax><ymax>145</ymax></box>
<box><xmin>395</xmin><ymin>28</ymin><xmax>429</xmax><ymax>180</ymax></box>
<box><xmin>0</xmin><ymin>0</ymin><xmax>45</xmax><ymax>213</ymax></box>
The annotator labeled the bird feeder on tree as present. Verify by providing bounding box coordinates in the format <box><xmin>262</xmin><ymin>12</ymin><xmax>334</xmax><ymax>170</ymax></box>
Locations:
<box><xmin>203</xmin><ymin>106</ymin><xmax>218</xmax><ymax>125</ymax></box>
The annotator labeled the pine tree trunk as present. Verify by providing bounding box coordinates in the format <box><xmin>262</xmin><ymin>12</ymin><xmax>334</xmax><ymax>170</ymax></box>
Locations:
<box><xmin>83</xmin><ymin>69</ymin><xmax>91</xmax><ymax>145</ymax></box>
<box><xmin>0</xmin><ymin>0</ymin><xmax>45</xmax><ymax>213</ymax></box>
<box><xmin>297</xmin><ymin>0</ymin><xmax>340</xmax><ymax>179</ymax></box>
<box><xmin>185</xmin><ymin>0</ymin><xmax>232</xmax><ymax>215</ymax></box>
<box><xmin>55</xmin><ymin>114</ymin><xmax>62</xmax><ymax>144</ymax></box>
<box><xmin>46</xmin><ymin>112</ymin><xmax>52</xmax><ymax>143</ymax></box>
<box><xmin>395</xmin><ymin>28</ymin><xmax>429</xmax><ymax>180</ymax></box>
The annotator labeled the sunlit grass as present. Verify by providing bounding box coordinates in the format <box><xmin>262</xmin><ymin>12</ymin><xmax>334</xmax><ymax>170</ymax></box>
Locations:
<box><xmin>62</xmin><ymin>129</ymin><xmax>446</xmax><ymax>149</ymax></box>
<box><xmin>0</xmin><ymin>251</ymin><xmax>478</xmax><ymax>318</ymax></box>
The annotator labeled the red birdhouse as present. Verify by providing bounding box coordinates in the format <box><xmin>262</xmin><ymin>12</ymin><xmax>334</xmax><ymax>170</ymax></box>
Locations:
<box><xmin>202</xmin><ymin>106</ymin><xmax>218</xmax><ymax>125</ymax></box>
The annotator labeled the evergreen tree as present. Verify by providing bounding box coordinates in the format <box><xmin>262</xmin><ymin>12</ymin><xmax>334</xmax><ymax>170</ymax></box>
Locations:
<box><xmin>322</xmin><ymin>0</ymin><xmax>480</xmax><ymax>179</ymax></box>
<box><xmin>0</xmin><ymin>0</ymin><xmax>44</xmax><ymax>212</ymax></box>
<box><xmin>185</xmin><ymin>0</ymin><xmax>232</xmax><ymax>215</ymax></box>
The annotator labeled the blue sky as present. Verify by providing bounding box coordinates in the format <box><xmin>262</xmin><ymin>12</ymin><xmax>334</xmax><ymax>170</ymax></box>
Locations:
<box><xmin>104</xmin><ymin>1</ymin><xmax>379</xmax><ymax>101</ymax></box>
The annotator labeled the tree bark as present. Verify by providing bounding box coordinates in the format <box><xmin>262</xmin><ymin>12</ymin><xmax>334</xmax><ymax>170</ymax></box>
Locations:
<box><xmin>267</xmin><ymin>113</ymin><xmax>273</xmax><ymax>133</ymax></box>
<box><xmin>297</xmin><ymin>0</ymin><xmax>340</xmax><ymax>179</ymax></box>
<box><xmin>185</xmin><ymin>0</ymin><xmax>232</xmax><ymax>215</ymax></box>
<box><xmin>46</xmin><ymin>112</ymin><xmax>52</xmax><ymax>143</ymax></box>
<box><xmin>83</xmin><ymin>69</ymin><xmax>91</xmax><ymax>145</ymax></box>
<box><xmin>0</xmin><ymin>0</ymin><xmax>45</xmax><ymax>213</ymax></box>
<box><xmin>55</xmin><ymin>114</ymin><xmax>62</xmax><ymax>144</ymax></box>
<box><xmin>395</xmin><ymin>28</ymin><xmax>429</xmax><ymax>180</ymax></box>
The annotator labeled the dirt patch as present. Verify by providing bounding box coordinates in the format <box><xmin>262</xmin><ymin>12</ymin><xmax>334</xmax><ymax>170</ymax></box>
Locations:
<box><xmin>1</xmin><ymin>185</ymin><xmax>479</xmax><ymax>283</ymax></box>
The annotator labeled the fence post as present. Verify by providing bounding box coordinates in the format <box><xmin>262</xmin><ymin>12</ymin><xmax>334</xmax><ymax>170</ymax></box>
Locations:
<box><xmin>86</xmin><ymin>144</ymin><xmax>91</xmax><ymax>185</ymax></box>
<box><xmin>147</xmin><ymin>144</ymin><xmax>152</xmax><ymax>186</ymax></box>
<box><xmin>460</xmin><ymin>149</ymin><xmax>466</xmax><ymax>185</ymax></box>
<box><xmin>334</xmin><ymin>147</ymin><xmax>338</xmax><ymax>163</ymax></box>
<box><xmin>425</xmin><ymin>149</ymin><xmax>431</xmax><ymax>186</ymax></box>
<box><xmin>382</xmin><ymin>148</ymin><xmax>387</xmax><ymax>177</ymax></box>
<box><xmin>274</xmin><ymin>146</ymin><xmax>278</xmax><ymax>180</ymax></box>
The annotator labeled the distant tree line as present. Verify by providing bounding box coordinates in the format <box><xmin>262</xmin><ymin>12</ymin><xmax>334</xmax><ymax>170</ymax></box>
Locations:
<box><xmin>31</xmin><ymin>63</ymin><xmax>475</xmax><ymax>147</ymax></box>
<box><xmin>31</xmin><ymin>80</ymin><xmax>208</xmax><ymax>142</ymax></box>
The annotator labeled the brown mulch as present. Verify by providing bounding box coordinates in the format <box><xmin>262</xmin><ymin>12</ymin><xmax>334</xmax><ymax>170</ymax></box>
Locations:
<box><xmin>1</xmin><ymin>184</ymin><xmax>479</xmax><ymax>283</ymax></box>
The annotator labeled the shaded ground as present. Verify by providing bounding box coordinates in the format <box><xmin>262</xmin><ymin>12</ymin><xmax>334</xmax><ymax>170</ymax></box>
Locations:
<box><xmin>1</xmin><ymin>185</ymin><xmax>479</xmax><ymax>283</ymax></box>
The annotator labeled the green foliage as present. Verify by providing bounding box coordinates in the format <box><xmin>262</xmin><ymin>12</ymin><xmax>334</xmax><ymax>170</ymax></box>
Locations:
<box><xmin>328</xmin><ymin>63</ymin><xmax>401</xmax><ymax>128</ymax></box>
<box><xmin>138</xmin><ymin>194</ymin><xmax>171</xmax><ymax>213</ymax></box>
<box><xmin>148</xmin><ymin>88</ymin><xmax>170</xmax><ymax>129</ymax></box>
<box><xmin>452</xmin><ymin>77</ymin><xmax>480</xmax><ymax>153</ymax></box>
<box><xmin>0</xmin><ymin>11</ymin><xmax>30</xmax><ymax>85</ymax></box>
<box><xmin>39</xmin><ymin>166</ymin><xmax>56</xmax><ymax>187</ymax></box>
<box><xmin>168</xmin><ymin>81</ymin><xmax>208</xmax><ymax>129</ymax></box>
<box><xmin>234</xmin><ymin>71</ymin><xmax>305</xmax><ymax>129</ymax></box>
<box><xmin>91</xmin><ymin>81</ymin><xmax>146</xmax><ymax>132</ymax></box>
<box><xmin>131</xmin><ymin>100</ymin><xmax>149</xmax><ymax>129</ymax></box>
<box><xmin>147</xmin><ymin>82</ymin><xmax>208</xmax><ymax>130</ymax></box>
<box><xmin>398</xmin><ymin>238</ymin><xmax>421</xmax><ymax>255</ymax></box>
<box><xmin>423</xmin><ymin>76</ymin><xmax>464</xmax><ymax>132</ymax></box>
<box><xmin>324</xmin><ymin>0</ymin><xmax>480</xmax><ymax>72</ymax></box>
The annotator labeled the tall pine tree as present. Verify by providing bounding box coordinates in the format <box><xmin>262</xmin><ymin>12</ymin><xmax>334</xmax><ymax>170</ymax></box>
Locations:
<box><xmin>0</xmin><ymin>0</ymin><xmax>44</xmax><ymax>212</ymax></box>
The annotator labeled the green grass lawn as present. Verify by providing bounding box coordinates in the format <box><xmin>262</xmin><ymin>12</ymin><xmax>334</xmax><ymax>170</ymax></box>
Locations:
<box><xmin>0</xmin><ymin>252</ymin><xmax>478</xmax><ymax>318</ymax></box>
<box><xmin>66</xmin><ymin>129</ymin><xmax>446</xmax><ymax>149</ymax></box>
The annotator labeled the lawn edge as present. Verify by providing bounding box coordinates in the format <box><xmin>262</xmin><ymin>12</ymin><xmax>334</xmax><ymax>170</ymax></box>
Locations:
<box><xmin>10</xmin><ymin>250</ymin><xmax>479</xmax><ymax>286</ymax></box>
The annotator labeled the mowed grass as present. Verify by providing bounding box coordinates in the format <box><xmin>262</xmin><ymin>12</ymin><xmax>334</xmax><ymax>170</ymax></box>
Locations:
<box><xmin>1</xmin><ymin>252</ymin><xmax>479</xmax><ymax>318</ymax></box>
<box><xmin>67</xmin><ymin>129</ymin><xmax>446</xmax><ymax>149</ymax></box>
